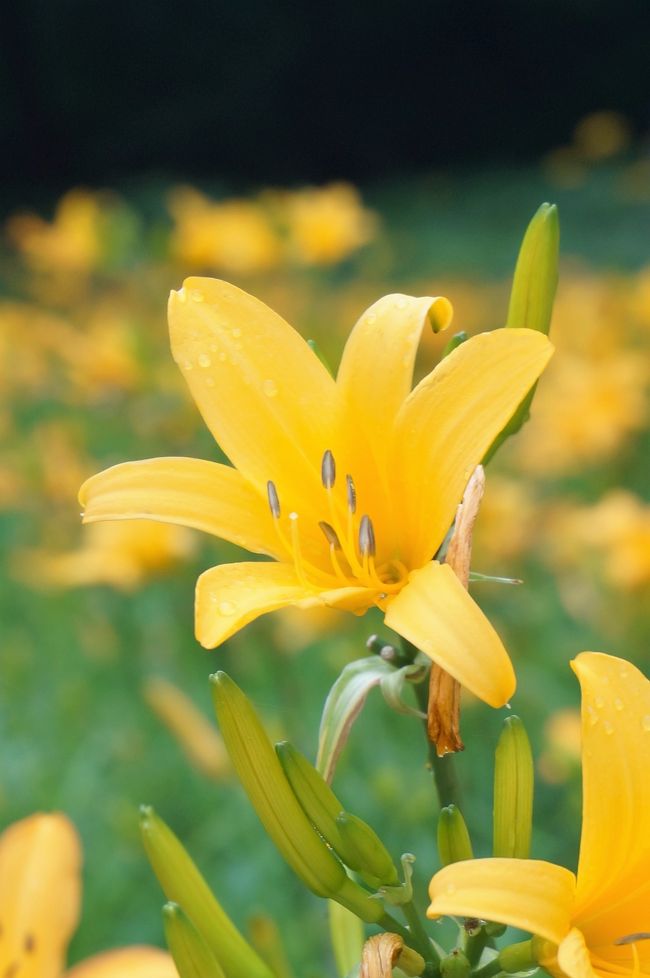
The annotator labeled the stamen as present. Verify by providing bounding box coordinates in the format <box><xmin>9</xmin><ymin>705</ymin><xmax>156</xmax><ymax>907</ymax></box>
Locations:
<box><xmin>266</xmin><ymin>480</ymin><xmax>281</xmax><ymax>518</ymax></box>
<box><xmin>288</xmin><ymin>512</ymin><xmax>311</xmax><ymax>589</ymax></box>
<box><xmin>616</xmin><ymin>935</ymin><xmax>650</xmax><ymax>945</ymax></box>
<box><xmin>319</xmin><ymin>521</ymin><xmax>342</xmax><ymax>549</ymax></box>
<box><xmin>346</xmin><ymin>474</ymin><xmax>357</xmax><ymax>513</ymax></box>
<box><xmin>321</xmin><ymin>450</ymin><xmax>336</xmax><ymax>489</ymax></box>
<box><xmin>358</xmin><ymin>515</ymin><xmax>376</xmax><ymax>557</ymax></box>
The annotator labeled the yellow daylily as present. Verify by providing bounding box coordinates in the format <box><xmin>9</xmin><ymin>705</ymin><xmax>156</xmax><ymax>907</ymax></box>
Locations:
<box><xmin>80</xmin><ymin>277</ymin><xmax>553</xmax><ymax>708</ymax></box>
<box><xmin>0</xmin><ymin>812</ymin><xmax>177</xmax><ymax>978</ymax></box>
<box><xmin>428</xmin><ymin>651</ymin><xmax>650</xmax><ymax>978</ymax></box>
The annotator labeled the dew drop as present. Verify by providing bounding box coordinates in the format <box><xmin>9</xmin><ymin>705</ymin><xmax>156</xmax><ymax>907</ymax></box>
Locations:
<box><xmin>198</xmin><ymin>353</ymin><xmax>211</xmax><ymax>368</ymax></box>
<box><xmin>595</xmin><ymin>696</ymin><xmax>605</xmax><ymax>709</ymax></box>
<box><xmin>218</xmin><ymin>600</ymin><xmax>236</xmax><ymax>616</ymax></box>
<box><xmin>209</xmin><ymin>342</ymin><xmax>219</xmax><ymax>352</ymax></box>
<box><xmin>232</xmin><ymin>327</ymin><xmax>242</xmax><ymax>338</ymax></box>
<box><xmin>176</xmin><ymin>288</ymin><xmax>187</xmax><ymax>303</ymax></box>
<box><xmin>218</xmin><ymin>351</ymin><xmax>227</xmax><ymax>362</ymax></box>
<box><xmin>190</xmin><ymin>289</ymin><xmax>205</xmax><ymax>302</ymax></box>
<box><xmin>205</xmin><ymin>377</ymin><xmax>215</xmax><ymax>387</ymax></box>
<box><xmin>620</xmin><ymin>668</ymin><xmax>629</xmax><ymax>679</ymax></box>
<box><xmin>586</xmin><ymin>706</ymin><xmax>599</xmax><ymax>726</ymax></box>
<box><xmin>642</xmin><ymin>715</ymin><xmax>650</xmax><ymax>732</ymax></box>
<box><xmin>366</xmin><ymin>313</ymin><xmax>377</xmax><ymax>325</ymax></box>
<box><xmin>446</xmin><ymin>883</ymin><xmax>456</xmax><ymax>895</ymax></box>
<box><xmin>397</xmin><ymin>298</ymin><xmax>407</xmax><ymax>309</ymax></box>
<box><xmin>603</xmin><ymin>720</ymin><xmax>614</xmax><ymax>735</ymax></box>
<box><xmin>181</xmin><ymin>359</ymin><xmax>193</xmax><ymax>371</ymax></box>
<box><xmin>262</xmin><ymin>379</ymin><xmax>278</xmax><ymax>397</ymax></box>
<box><xmin>614</xmin><ymin>697</ymin><xmax>624</xmax><ymax>711</ymax></box>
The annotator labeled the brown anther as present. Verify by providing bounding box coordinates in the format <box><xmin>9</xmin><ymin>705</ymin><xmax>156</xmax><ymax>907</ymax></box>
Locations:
<box><xmin>266</xmin><ymin>480</ymin><xmax>281</xmax><ymax>519</ymax></box>
<box><xmin>319</xmin><ymin>520</ymin><xmax>342</xmax><ymax>549</ymax></box>
<box><xmin>359</xmin><ymin>514</ymin><xmax>376</xmax><ymax>557</ymax></box>
<box><xmin>615</xmin><ymin>934</ymin><xmax>650</xmax><ymax>945</ymax></box>
<box><xmin>321</xmin><ymin>449</ymin><xmax>336</xmax><ymax>489</ymax></box>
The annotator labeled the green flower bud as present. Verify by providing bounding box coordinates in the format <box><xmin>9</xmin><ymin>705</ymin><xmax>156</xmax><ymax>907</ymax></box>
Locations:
<box><xmin>140</xmin><ymin>808</ymin><xmax>271</xmax><ymax>978</ymax></box>
<box><xmin>336</xmin><ymin>812</ymin><xmax>399</xmax><ymax>885</ymax></box>
<box><xmin>275</xmin><ymin>741</ymin><xmax>353</xmax><ymax>862</ymax></box>
<box><xmin>211</xmin><ymin>672</ymin><xmax>347</xmax><ymax>899</ymax></box>
<box><xmin>499</xmin><ymin>939</ymin><xmax>537</xmax><ymax>974</ymax></box>
<box><xmin>442</xmin><ymin>331</ymin><xmax>469</xmax><ymax>358</ymax></box>
<box><xmin>440</xmin><ymin>948</ymin><xmax>471</xmax><ymax>978</ymax></box>
<box><xmin>162</xmin><ymin>902</ymin><xmax>226</xmax><ymax>978</ymax></box>
<box><xmin>507</xmin><ymin>203</ymin><xmax>559</xmax><ymax>336</ymax></box>
<box><xmin>493</xmin><ymin>715</ymin><xmax>534</xmax><ymax>859</ymax></box>
<box><xmin>437</xmin><ymin>805</ymin><xmax>474</xmax><ymax>866</ymax></box>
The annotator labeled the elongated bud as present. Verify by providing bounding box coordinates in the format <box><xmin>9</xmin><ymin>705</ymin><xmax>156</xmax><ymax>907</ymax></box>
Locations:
<box><xmin>336</xmin><ymin>812</ymin><xmax>399</xmax><ymax>885</ymax></box>
<box><xmin>211</xmin><ymin>673</ymin><xmax>346</xmax><ymax>898</ymax></box>
<box><xmin>507</xmin><ymin>203</ymin><xmax>559</xmax><ymax>335</ymax></box>
<box><xmin>499</xmin><ymin>939</ymin><xmax>537</xmax><ymax>974</ymax></box>
<box><xmin>437</xmin><ymin>805</ymin><xmax>474</xmax><ymax>866</ymax></box>
<box><xmin>163</xmin><ymin>902</ymin><xmax>226</xmax><ymax>978</ymax></box>
<box><xmin>275</xmin><ymin>741</ymin><xmax>355</xmax><ymax>863</ymax></box>
<box><xmin>493</xmin><ymin>715</ymin><xmax>534</xmax><ymax>858</ymax></box>
<box><xmin>249</xmin><ymin>914</ymin><xmax>295</xmax><ymax>978</ymax></box>
<box><xmin>140</xmin><ymin>807</ymin><xmax>271</xmax><ymax>978</ymax></box>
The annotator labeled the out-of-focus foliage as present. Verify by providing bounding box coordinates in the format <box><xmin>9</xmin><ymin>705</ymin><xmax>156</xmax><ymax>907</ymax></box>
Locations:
<box><xmin>1</xmin><ymin>138</ymin><xmax>649</xmax><ymax>974</ymax></box>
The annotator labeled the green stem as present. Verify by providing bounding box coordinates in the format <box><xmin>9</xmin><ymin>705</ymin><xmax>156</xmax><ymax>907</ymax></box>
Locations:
<box><xmin>378</xmin><ymin>912</ymin><xmax>414</xmax><ymax>945</ymax></box>
<box><xmin>402</xmin><ymin>899</ymin><xmax>440</xmax><ymax>967</ymax></box>
<box><xmin>464</xmin><ymin>927</ymin><xmax>489</xmax><ymax>967</ymax></box>
<box><xmin>411</xmin><ymin>669</ymin><xmax>461</xmax><ymax>809</ymax></box>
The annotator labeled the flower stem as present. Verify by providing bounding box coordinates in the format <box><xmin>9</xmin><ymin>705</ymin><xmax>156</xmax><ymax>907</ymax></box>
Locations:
<box><xmin>400</xmin><ymin>640</ymin><xmax>461</xmax><ymax>809</ymax></box>
<box><xmin>402</xmin><ymin>898</ymin><xmax>440</xmax><ymax>968</ymax></box>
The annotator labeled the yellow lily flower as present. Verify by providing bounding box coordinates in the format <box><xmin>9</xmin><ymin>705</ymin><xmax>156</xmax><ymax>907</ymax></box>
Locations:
<box><xmin>80</xmin><ymin>277</ymin><xmax>552</xmax><ymax>708</ymax></box>
<box><xmin>0</xmin><ymin>812</ymin><xmax>177</xmax><ymax>978</ymax></box>
<box><xmin>428</xmin><ymin>651</ymin><xmax>650</xmax><ymax>978</ymax></box>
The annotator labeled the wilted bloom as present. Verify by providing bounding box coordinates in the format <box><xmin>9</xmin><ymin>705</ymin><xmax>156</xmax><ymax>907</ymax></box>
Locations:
<box><xmin>168</xmin><ymin>188</ymin><xmax>281</xmax><ymax>274</ymax></box>
<box><xmin>80</xmin><ymin>277</ymin><xmax>552</xmax><ymax>707</ymax></box>
<box><xmin>428</xmin><ymin>652</ymin><xmax>650</xmax><ymax>978</ymax></box>
<box><xmin>0</xmin><ymin>812</ymin><xmax>176</xmax><ymax>978</ymax></box>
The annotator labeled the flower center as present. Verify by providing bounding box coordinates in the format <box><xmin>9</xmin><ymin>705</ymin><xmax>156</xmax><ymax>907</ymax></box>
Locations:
<box><xmin>266</xmin><ymin>449</ymin><xmax>408</xmax><ymax>597</ymax></box>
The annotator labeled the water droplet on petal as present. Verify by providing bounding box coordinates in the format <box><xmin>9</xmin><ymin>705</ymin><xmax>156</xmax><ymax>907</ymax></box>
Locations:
<box><xmin>595</xmin><ymin>696</ymin><xmax>605</xmax><ymax>709</ymax></box>
<box><xmin>181</xmin><ymin>359</ymin><xmax>193</xmax><ymax>371</ymax></box>
<box><xmin>176</xmin><ymin>288</ymin><xmax>187</xmax><ymax>303</ymax></box>
<box><xmin>620</xmin><ymin>668</ymin><xmax>629</xmax><ymax>679</ymax></box>
<box><xmin>642</xmin><ymin>715</ymin><xmax>650</xmax><ymax>732</ymax></box>
<box><xmin>446</xmin><ymin>883</ymin><xmax>456</xmax><ymax>894</ymax></box>
<box><xmin>397</xmin><ymin>298</ymin><xmax>407</xmax><ymax>309</ymax></box>
<box><xmin>218</xmin><ymin>351</ymin><xmax>227</xmax><ymax>362</ymax></box>
<box><xmin>603</xmin><ymin>720</ymin><xmax>614</xmax><ymax>735</ymax></box>
<box><xmin>232</xmin><ymin>327</ymin><xmax>242</xmax><ymax>338</ymax></box>
<box><xmin>614</xmin><ymin>697</ymin><xmax>624</xmax><ymax>711</ymax></box>
<box><xmin>190</xmin><ymin>289</ymin><xmax>205</xmax><ymax>302</ymax></box>
<box><xmin>198</xmin><ymin>353</ymin><xmax>211</xmax><ymax>368</ymax></box>
<box><xmin>263</xmin><ymin>379</ymin><xmax>278</xmax><ymax>397</ymax></box>
<box><xmin>218</xmin><ymin>600</ymin><xmax>236</xmax><ymax>616</ymax></box>
<box><xmin>587</xmin><ymin>706</ymin><xmax>599</xmax><ymax>726</ymax></box>
<box><xmin>209</xmin><ymin>342</ymin><xmax>218</xmax><ymax>352</ymax></box>
<box><xmin>205</xmin><ymin>377</ymin><xmax>215</xmax><ymax>387</ymax></box>
<box><xmin>366</xmin><ymin>313</ymin><xmax>377</xmax><ymax>325</ymax></box>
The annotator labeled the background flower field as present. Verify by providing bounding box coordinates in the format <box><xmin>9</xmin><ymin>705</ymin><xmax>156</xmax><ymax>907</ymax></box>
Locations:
<box><xmin>1</xmin><ymin>130</ymin><xmax>649</xmax><ymax>974</ymax></box>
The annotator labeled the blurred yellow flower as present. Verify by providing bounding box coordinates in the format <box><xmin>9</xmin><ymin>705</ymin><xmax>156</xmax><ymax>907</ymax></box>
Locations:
<box><xmin>6</xmin><ymin>190</ymin><xmax>103</xmax><ymax>275</ymax></box>
<box><xmin>143</xmin><ymin>676</ymin><xmax>231</xmax><ymax>779</ymax></box>
<box><xmin>428</xmin><ymin>651</ymin><xmax>650</xmax><ymax>978</ymax></box>
<box><xmin>537</xmin><ymin>707</ymin><xmax>582</xmax><ymax>784</ymax></box>
<box><xmin>282</xmin><ymin>183</ymin><xmax>377</xmax><ymax>265</ymax></box>
<box><xmin>17</xmin><ymin>520</ymin><xmax>196</xmax><ymax>591</ymax></box>
<box><xmin>572</xmin><ymin>111</ymin><xmax>631</xmax><ymax>162</ymax></box>
<box><xmin>80</xmin><ymin>277</ymin><xmax>553</xmax><ymax>708</ymax></box>
<box><xmin>0</xmin><ymin>812</ymin><xmax>177</xmax><ymax>978</ymax></box>
<box><xmin>168</xmin><ymin>187</ymin><xmax>281</xmax><ymax>274</ymax></box>
<box><xmin>565</xmin><ymin>491</ymin><xmax>650</xmax><ymax>590</ymax></box>
<box><xmin>472</xmin><ymin>475</ymin><xmax>539</xmax><ymax>565</ymax></box>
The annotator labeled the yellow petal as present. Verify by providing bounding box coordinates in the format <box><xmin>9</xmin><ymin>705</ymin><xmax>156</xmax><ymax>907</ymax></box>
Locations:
<box><xmin>65</xmin><ymin>946</ymin><xmax>177</xmax><ymax>978</ymax></box>
<box><xmin>0</xmin><ymin>813</ymin><xmax>82</xmax><ymax>978</ymax></box>
<box><xmin>195</xmin><ymin>561</ymin><xmax>364</xmax><ymax>648</ymax></box>
<box><xmin>336</xmin><ymin>293</ymin><xmax>452</xmax><ymax>553</ymax></box>
<box><xmin>556</xmin><ymin>929</ymin><xmax>599</xmax><ymax>978</ymax></box>
<box><xmin>80</xmin><ymin>457</ymin><xmax>280</xmax><ymax>558</ymax></box>
<box><xmin>384</xmin><ymin>562</ymin><xmax>515</xmax><ymax>707</ymax></box>
<box><xmin>390</xmin><ymin>328</ymin><xmax>553</xmax><ymax>567</ymax></box>
<box><xmin>427</xmin><ymin>858</ymin><xmax>576</xmax><ymax>946</ymax></box>
<box><xmin>168</xmin><ymin>278</ymin><xmax>340</xmax><ymax>520</ymax></box>
<box><xmin>571</xmin><ymin>653</ymin><xmax>650</xmax><ymax>942</ymax></box>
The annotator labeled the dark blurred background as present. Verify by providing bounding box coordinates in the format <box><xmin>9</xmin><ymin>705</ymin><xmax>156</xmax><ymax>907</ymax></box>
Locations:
<box><xmin>3</xmin><ymin>0</ymin><xmax>650</xmax><ymax>206</ymax></box>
